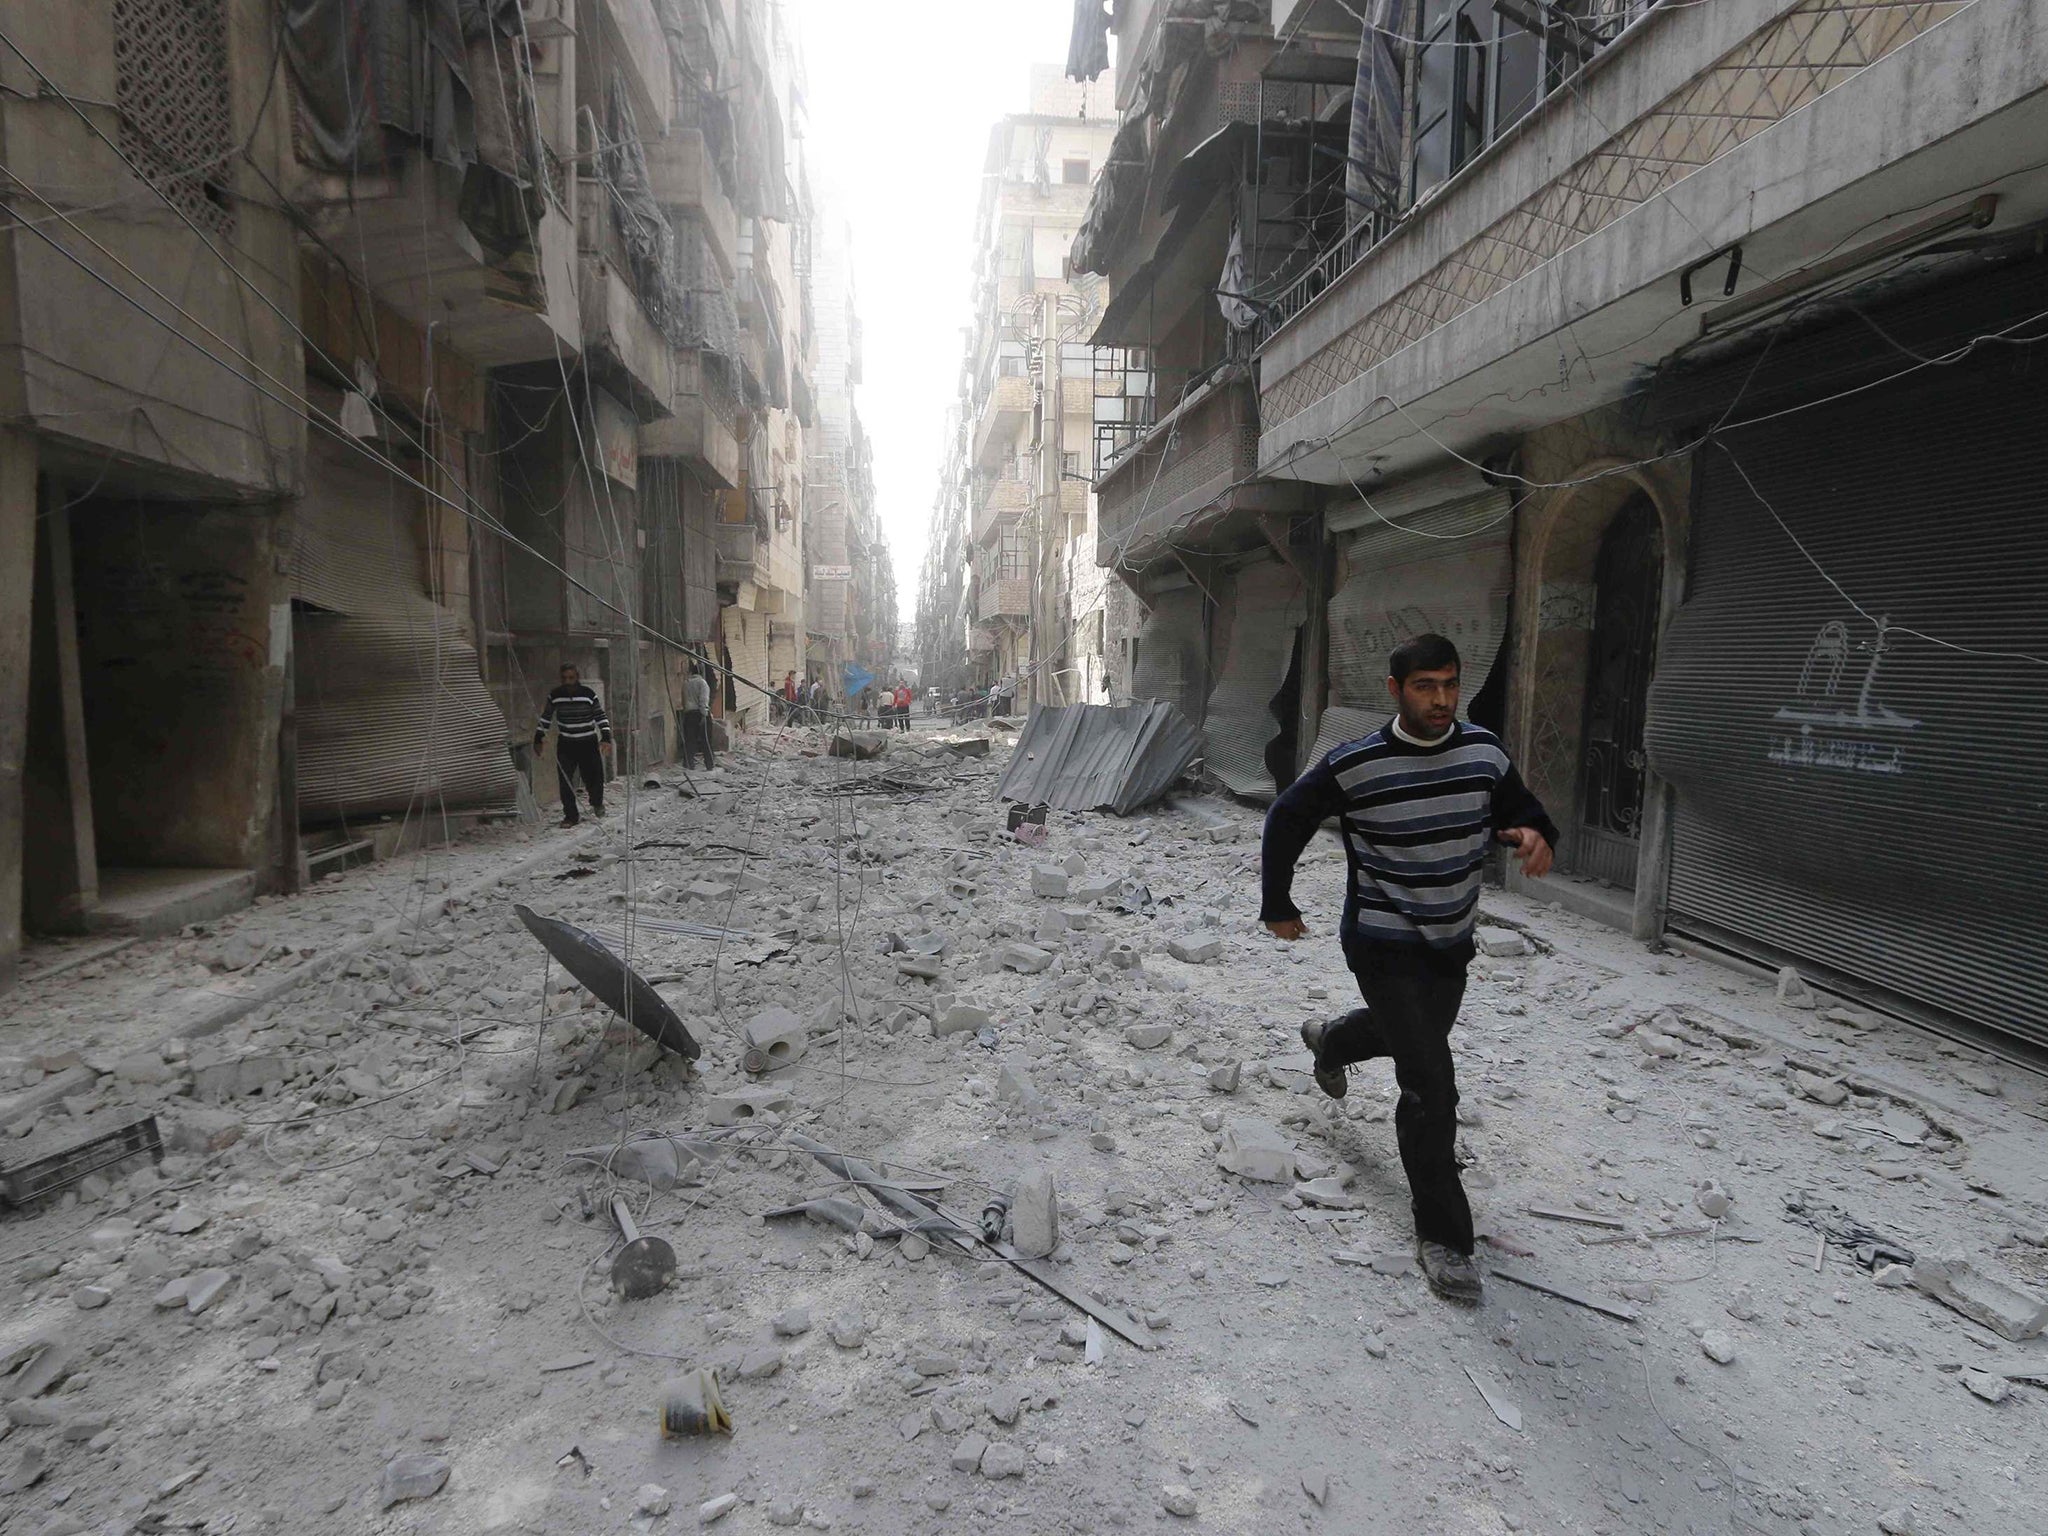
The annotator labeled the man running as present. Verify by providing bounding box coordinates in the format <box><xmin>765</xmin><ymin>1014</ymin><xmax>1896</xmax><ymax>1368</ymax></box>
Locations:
<box><xmin>534</xmin><ymin>664</ymin><xmax>612</xmax><ymax>826</ymax></box>
<box><xmin>1259</xmin><ymin>633</ymin><xmax>1556</xmax><ymax>1304</ymax></box>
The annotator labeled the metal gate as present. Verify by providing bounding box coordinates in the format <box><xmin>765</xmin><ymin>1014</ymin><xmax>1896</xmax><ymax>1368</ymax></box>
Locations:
<box><xmin>1204</xmin><ymin>556</ymin><xmax>1304</xmax><ymax>798</ymax></box>
<box><xmin>1129</xmin><ymin>583</ymin><xmax>1206</xmax><ymax>723</ymax></box>
<box><xmin>1647</xmin><ymin>357</ymin><xmax>2048</xmax><ymax>1049</ymax></box>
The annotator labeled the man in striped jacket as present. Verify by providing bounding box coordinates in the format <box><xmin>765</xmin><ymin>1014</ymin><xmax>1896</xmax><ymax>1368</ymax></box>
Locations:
<box><xmin>1260</xmin><ymin>633</ymin><xmax>1557</xmax><ymax>1304</ymax></box>
<box><xmin>534</xmin><ymin>664</ymin><xmax>612</xmax><ymax>826</ymax></box>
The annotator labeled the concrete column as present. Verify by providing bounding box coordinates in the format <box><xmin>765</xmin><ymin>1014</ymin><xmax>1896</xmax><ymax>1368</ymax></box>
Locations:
<box><xmin>1294</xmin><ymin>517</ymin><xmax>1329</xmax><ymax>781</ymax></box>
<box><xmin>0</xmin><ymin>431</ymin><xmax>35</xmax><ymax>990</ymax></box>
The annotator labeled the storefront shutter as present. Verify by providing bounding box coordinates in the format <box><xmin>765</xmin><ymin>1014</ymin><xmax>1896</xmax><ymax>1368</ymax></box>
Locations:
<box><xmin>1129</xmin><ymin>583</ymin><xmax>1206</xmax><ymax>722</ymax></box>
<box><xmin>1648</xmin><ymin>355</ymin><xmax>2048</xmax><ymax>1049</ymax></box>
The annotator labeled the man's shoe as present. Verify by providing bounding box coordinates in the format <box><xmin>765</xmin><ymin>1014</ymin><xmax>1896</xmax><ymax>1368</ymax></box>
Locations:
<box><xmin>559</xmin><ymin>818</ymin><xmax>580</xmax><ymax>829</ymax></box>
<box><xmin>592</xmin><ymin>805</ymin><xmax>608</xmax><ymax>819</ymax></box>
<box><xmin>1299</xmin><ymin>1017</ymin><xmax>1349</xmax><ymax>1101</ymax></box>
<box><xmin>1417</xmin><ymin>1241</ymin><xmax>1483</xmax><ymax>1305</ymax></box>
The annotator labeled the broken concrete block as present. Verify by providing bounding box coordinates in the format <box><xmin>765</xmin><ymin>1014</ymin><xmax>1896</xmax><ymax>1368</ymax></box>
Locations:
<box><xmin>1000</xmin><ymin>943</ymin><xmax>1054</xmax><ymax>975</ymax></box>
<box><xmin>1911</xmin><ymin>1251</ymin><xmax>2048</xmax><ymax>1342</ymax></box>
<box><xmin>1124</xmin><ymin>1022</ymin><xmax>1172</xmax><ymax>1050</ymax></box>
<box><xmin>1792</xmin><ymin>1071</ymin><xmax>1848</xmax><ymax>1107</ymax></box>
<box><xmin>1030</xmin><ymin>867</ymin><xmax>1070</xmax><ymax>899</ymax></box>
<box><xmin>980</xmin><ymin>1442</ymin><xmax>1025</xmax><ymax>1478</ymax></box>
<box><xmin>742</xmin><ymin>1006</ymin><xmax>808</xmax><ymax>1069</ymax></box>
<box><xmin>1071</xmin><ymin>875</ymin><xmax>1119</xmax><ymax>902</ymax></box>
<box><xmin>71</xmin><ymin>1286</ymin><xmax>111</xmax><ymax>1311</ymax></box>
<box><xmin>1474</xmin><ymin>926</ymin><xmax>1531</xmax><ymax>958</ymax></box>
<box><xmin>1061</xmin><ymin>907</ymin><xmax>1098</xmax><ymax>931</ymax></box>
<box><xmin>1161</xmin><ymin>1484</ymin><xmax>1199</xmax><ymax>1518</ymax></box>
<box><xmin>951</xmin><ymin>1433</ymin><xmax>991</xmax><ymax>1472</ymax></box>
<box><xmin>699</xmin><ymin>1492</ymin><xmax>740</xmax><ymax>1523</ymax></box>
<box><xmin>1105</xmin><ymin>941</ymin><xmax>1141</xmax><ymax>971</ymax></box>
<box><xmin>1166</xmin><ymin>936</ymin><xmax>1222</xmax><ymax>964</ymax></box>
<box><xmin>934</xmin><ymin>1001</ymin><xmax>992</xmax><ymax>1037</ymax></box>
<box><xmin>1699</xmin><ymin>1330</ymin><xmax>1737</xmax><ymax>1364</ymax></box>
<box><xmin>996</xmin><ymin>1059</ymin><xmax>1043</xmax><ymax>1111</ymax></box>
<box><xmin>828</xmin><ymin>731</ymin><xmax>890</xmax><ymax>760</ymax></box>
<box><xmin>568</xmin><ymin>1138</ymin><xmax>679</xmax><ymax>1192</ymax></box>
<box><xmin>1294</xmin><ymin>1178</ymin><xmax>1356</xmax><ymax>1210</ymax></box>
<box><xmin>1206</xmin><ymin>1061</ymin><xmax>1242</xmax><ymax>1094</ymax></box>
<box><xmin>377</xmin><ymin>1452</ymin><xmax>450</xmax><ymax>1509</ymax></box>
<box><xmin>162</xmin><ymin>1105</ymin><xmax>246</xmax><ymax>1155</ymax></box>
<box><xmin>828</xmin><ymin>1312</ymin><xmax>868</xmax><ymax>1349</ymax></box>
<box><xmin>703</xmin><ymin>1086</ymin><xmax>793</xmax><ymax>1126</ymax></box>
<box><xmin>1217</xmin><ymin>1120</ymin><xmax>1295</xmax><ymax>1183</ymax></box>
<box><xmin>636</xmin><ymin>1484</ymin><xmax>673</xmax><ymax>1516</ymax></box>
<box><xmin>1011</xmin><ymin>1170</ymin><xmax>1058</xmax><ymax>1259</ymax></box>
<box><xmin>1775</xmin><ymin>966</ymin><xmax>1818</xmax><ymax>1009</ymax></box>
<box><xmin>153</xmin><ymin>1277</ymin><xmax>193</xmax><ymax>1310</ymax></box>
<box><xmin>772</xmin><ymin>1307</ymin><xmax>812</xmax><ymax>1338</ymax></box>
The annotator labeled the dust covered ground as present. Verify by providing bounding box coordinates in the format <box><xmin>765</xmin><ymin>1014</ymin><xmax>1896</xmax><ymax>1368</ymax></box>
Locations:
<box><xmin>2</xmin><ymin>722</ymin><xmax>2045</xmax><ymax>1536</ymax></box>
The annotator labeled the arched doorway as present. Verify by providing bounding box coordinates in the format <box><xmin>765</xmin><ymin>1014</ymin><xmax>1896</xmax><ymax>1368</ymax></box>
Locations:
<box><xmin>1562</xmin><ymin>493</ymin><xmax>1663</xmax><ymax>887</ymax></box>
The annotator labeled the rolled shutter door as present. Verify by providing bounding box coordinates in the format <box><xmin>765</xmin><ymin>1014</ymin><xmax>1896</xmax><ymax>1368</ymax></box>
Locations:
<box><xmin>1203</xmin><ymin>556</ymin><xmax>1304</xmax><ymax>797</ymax></box>
<box><xmin>1130</xmin><ymin>584</ymin><xmax>1205</xmax><ymax>721</ymax></box>
<box><xmin>1313</xmin><ymin>487</ymin><xmax>1513</xmax><ymax>761</ymax></box>
<box><xmin>1648</xmin><ymin>358</ymin><xmax>2048</xmax><ymax>1049</ymax></box>
<box><xmin>291</xmin><ymin>442</ymin><xmax>519</xmax><ymax>823</ymax></box>
<box><xmin>722</xmin><ymin>604</ymin><xmax>772</xmax><ymax>727</ymax></box>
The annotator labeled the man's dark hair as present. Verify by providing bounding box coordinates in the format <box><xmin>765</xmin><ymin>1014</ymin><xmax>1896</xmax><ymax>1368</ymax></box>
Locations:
<box><xmin>1389</xmin><ymin>633</ymin><xmax>1460</xmax><ymax>683</ymax></box>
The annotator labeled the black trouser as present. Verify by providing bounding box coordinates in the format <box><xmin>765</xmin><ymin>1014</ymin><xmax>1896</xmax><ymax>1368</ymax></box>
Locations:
<box><xmin>555</xmin><ymin>736</ymin><xmax>605</xmax><ymax>821</ymax></box>
<box><xmin>680</xmin><ymin>709</ymin><xmax>714</xmax><ymax>769</ymax></box>
<box><xmin>1325</xmin><ymin>951</ymin><xmax>1472</xmax><ymax>1254</ymax></box>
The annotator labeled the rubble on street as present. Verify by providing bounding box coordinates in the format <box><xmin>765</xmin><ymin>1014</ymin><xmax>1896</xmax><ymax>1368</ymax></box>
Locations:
<box><xmin>0</xmin><ymin>730</ymin><xmax>2043</xmax><ymax>1535</ymax></box>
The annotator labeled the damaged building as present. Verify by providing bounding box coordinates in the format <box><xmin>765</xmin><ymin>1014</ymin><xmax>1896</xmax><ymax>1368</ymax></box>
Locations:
<box><xmin>0</xmin><ymin>0</ymin><xmax>890</xmax><ymax>987</ymax></box>
<box><xmin>1066</xmin><ymin>0</ymin><xmax>2048</xmax><ymax>1054</ymax></box>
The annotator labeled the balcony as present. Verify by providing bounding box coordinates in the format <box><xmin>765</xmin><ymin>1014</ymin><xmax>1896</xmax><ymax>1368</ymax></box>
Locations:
<box><xmin>641</xmin><ymin>354</ymin><xmax>740</xmax><ymax>488</ymax></box>
<box><xmin>291</xmin><ymin>153</ymin><xmax>580</xmax><ymax>366</ymax></box>
<box><xmin>968</xmin><ymin>625</ymin><xmax>998</xmax><ymax>655</ymax></box>
<box><xmin>1060</xmin><ymin>479</ymin><xmax>1088</xmax><ymax>539</ymax></box>
<box><xmin>971</xmin><ymin>373</ymin><xmax>1032</xmax><ymax>464</ymax></box>
<box><xmin>1096</xmin><ymin>370</ymin><xmax>1303</xmax><ymax>566</ymax></box>
<box><xmin>646</xmin><ymin>130</ymin><xmax>739</xmax><ymax>280</ymax></box>
<box><xmin>978</xmin><ymin>576</ymin><xmax>1031</xmax><ymax>624</ymax></box>
<box><xmin>579</xmin><ymin>257</ymin><xmax>674</xmax><ymax>419</ymax></box>
<box><xmin>971</xmin><ymin>476</ymin><xmax>1029</xmax><ymax>545</ymax></box>
<box><xmin>715</xmin><ymin>522</ymin><xmax>757</xmax><ymax>586</ymax></box>
<box><xmin>595</xmin><ymin>0</ymin><xmax>675</xmax><ymax>140</ymax></box>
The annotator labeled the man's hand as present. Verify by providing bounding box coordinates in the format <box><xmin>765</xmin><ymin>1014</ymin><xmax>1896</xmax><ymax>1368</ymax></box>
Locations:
<box><xmin>1263</xmin><ymin>918</ymin><xmax>1309</xmax><ymax>941</ymax></box>
<box><xmin>1498</xmin><ymin>826</ymin><xmax>1553</xmax><ymax>880</ymax></box>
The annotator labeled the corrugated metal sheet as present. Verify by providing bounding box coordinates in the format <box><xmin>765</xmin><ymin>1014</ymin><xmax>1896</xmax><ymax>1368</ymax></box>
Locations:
<box><xmin>291</xmin><ymin>442</ymin><xmax>519</xmax><ymax>823</ymax></box>
<box><xmin>1130</xmin><ymin>584</ymin><xmax>1206</xmax><ymax>721</ymax></box>
<box><xmin>1311</xmin><ymin>487</ymin><xmax>1513</xmax><ymax>763</ymax></box>
<box><xmin>997</xmin><ymin>701</ymin><xmax>1204</xmax><ymax>816</ymax></box>
<box><xmin>1204</xmin><ymin>556</ymin><xmax>1303</xmax><ymax>798</ymax></box>
<box><xmin>1650</xmin><ymin>355</ymin><xmax>2048</xmax><ymax>1051</ymax></box>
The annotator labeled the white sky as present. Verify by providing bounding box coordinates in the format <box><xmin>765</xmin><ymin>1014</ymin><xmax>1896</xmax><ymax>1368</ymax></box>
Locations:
<box><xmin>789</xmin><ymin>0</ymin><xmax>1087</xmax><ymax>622</ymax></box>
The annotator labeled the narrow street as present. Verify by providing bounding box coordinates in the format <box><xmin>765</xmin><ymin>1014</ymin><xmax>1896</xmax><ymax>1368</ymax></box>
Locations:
<box><xmin>3</xmin><ymin>722</ymin><xmax>2042</xmax><ymax>1535</ymax></box>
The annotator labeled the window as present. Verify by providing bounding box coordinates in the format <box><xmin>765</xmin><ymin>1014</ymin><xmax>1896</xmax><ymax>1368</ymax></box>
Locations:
<box><xmin>1410</xmin><ymin>1</ymin><xmax>1457</xmax><ymax>197</ymax></box>
<box><xmin>1060</xmin><ymin>342</ymin><xmax>1093</xmax><ymax>379</ymax></box>
<box><xmin>1451</xmin><ymin>13</ymin><xmax>1488</xmax><ymax>171</ymax></box>
<box><xmin>1061</xmin><ymin>452</ymin><xmax>1083</xmax><ymax>480</ymax></box>
<box><xmin>1062</xmin><ymin>158</ymin><xmax>1091</xmax><ymax>185</ymax></box>
<box><xmin>996</xmin><ymin>340</ymin><xmax>1028</xmax><ymax>378</ymax></box>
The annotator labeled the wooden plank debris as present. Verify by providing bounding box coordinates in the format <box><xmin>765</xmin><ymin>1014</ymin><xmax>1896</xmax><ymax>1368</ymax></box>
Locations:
<box><xmin>1487</xmin><ymin>1263</ymin><xmax>1642</xmax><ymax>1322</ymax></box>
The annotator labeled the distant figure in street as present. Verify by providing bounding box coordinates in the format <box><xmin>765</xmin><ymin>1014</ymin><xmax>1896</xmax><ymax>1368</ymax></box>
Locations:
<box><xmin>892</xmin><ymin>681</ymin><xmax>913</xmax><ymax>731</ymax></box>
<box><xmin>681</xmin><ymin>661</ymin><xmax>715</xmax><ymax>770</ymax></box>
<box><xmin>1259</xmin><ymin>633</ymin><xmax>1557</xmax><ymax>1305</ymax></box>
<box><xmin>781</xmin><ymin>669</ymin><xmax>799</xmax><ymax>724</ymax></box>
<box><xmin>807</xmin><ymin>676</ymin><xmax>827</xmax><ymax>725</ymax></box>
<box><xmin>534</xmin><ymin>664</ymin><xmax>612</xmax><ymax>826</ymax></box>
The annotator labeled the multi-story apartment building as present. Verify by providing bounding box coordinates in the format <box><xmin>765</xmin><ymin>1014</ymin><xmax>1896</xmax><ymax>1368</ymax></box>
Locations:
<box><xmin>1072</xmin><ymin>0</ymin><xmax>2048</xmax><ymax>1057</ymax></box>
<box><xmin>0</xmin><ymin>0</ymin><xmax>847</xmax><ymax>985</ymax></box>
<box><xmin>921</xmin><ymin>67</ymin><xmax>1122</xmax><ymax>707</ymax></box>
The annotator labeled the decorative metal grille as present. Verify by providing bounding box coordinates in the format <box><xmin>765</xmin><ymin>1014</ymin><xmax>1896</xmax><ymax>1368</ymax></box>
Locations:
<box><xmin>113</xmin><ymin>0</ymin><xmax>235</xmax><ymax>237</ymax></box>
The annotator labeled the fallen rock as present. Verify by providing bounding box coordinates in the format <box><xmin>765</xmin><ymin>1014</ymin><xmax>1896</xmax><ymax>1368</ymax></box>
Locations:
<box><xmin>1910</xmin><ymin>1251</ymin><xmax>2048</xmax><ymax>1342</ymax></box>
<box><xmin>1166</xmin><ymin>936</ymin><xmax>1221</xmax><ymax>965</ymax></box>
<box><xmin>1030</xmin><ymin>867</ymin><xmax>1070</xmax><ymax>899</ymax></box>
<box><xmin>980</xmin><ymin>1442</ymin><xmax>1026</xmax><ymax>1478</ymax></box>
<box><xmin>772</xmin><ymin>1307</ymin><xmax>812</xmax><ymax>1338</ymax></box>
<box><xmin>1775</xmin><ymin>966</ymin><xmax>1818</xmax><ymax>1009</ymax></box>
<box><xmin>934</xmin><ymin>1002</ymin><xmax>993</xmax><ymax>1037</ymax></box>
<box><xmin>699</xmin><ymin>1492</ymin><xmax>740</xmax><ymax>1523</ymax></box>
<box><xmin>951</xmin><ymin>1433</ymin><xmax>990</xmax><ymax>1472</ymax></box>
<box><xmin>828</xmin><ymin>1311</ymin><xmax>868</xmax><ymax>1349</ymax></box>
<box><xmin>1161</xmin><ymin>1484</ymin><xmax>1199</xmax><ymax>1518</ymax></box>
<box><xmin>1792</xmin><ymin>1070</ymin><xmax>1848</xmax><ymax>1107</ymax></box>
<box><xmin>1961</xmin><ymin>1369</ymin><xmax>2011</xmax><ymax>1404</ymax></box>
<box><xmin>1217</xmin><ymin>1120</ymin><xmax>1295</xmax><ymax>1183</ymax></box>
<box><xmin>1000</xmin><ymin>943</ymin><xmax>1054</xmax><ymax>975</ymax></box>
<box><xmin>635</xmin><ymin>1483</ymin><xmax>673</xmax><ymax>1516</ymax></box>
<box><xmin>1474</xmin><ymin>926</ymin><xmax>1531</xmax><ymax>958</ymax></box>
<box><xmin>1011</xmin><ymin>1170</ymin><xmax>1058</xmax><ymax>1259</ymax></box>
<box><xmin>1699</xmin><ymin>1330</ymin><xmax>1737</xmax><ymax>1365</ymax></box>
<box><xmin>828</xmin><ymin>731</ymin><xmax>890</xmax><ymax>760</ymax></box>
<box><xmin>702</xmin><ymin>1086</ymin><xmax>792</xmax><ymax>1126</ymax></box>
<box><xmin>1206</xmin><ymin>1060</ymin><xmax>1242</xmax><ymax>1094</ymax></box>
<box><xmin>1124</xmin><ymin>1022</ymin><xmax>1172</xmax><ymax>1050</ymax></box>
<box><xmin>1294</xmin><ymin>1177</ymin><xmax>1356</xmax><ymax>1210</ymax></box>
<box><xmin>377</xmin><ymin>1452</ymin><xmax>450</xmax><ymax>1510</ymax></box>
<box><xmin>1694</xmin><ymin>1180</ymin><xmax>1733</xmax><ymax>1220</ymax></box>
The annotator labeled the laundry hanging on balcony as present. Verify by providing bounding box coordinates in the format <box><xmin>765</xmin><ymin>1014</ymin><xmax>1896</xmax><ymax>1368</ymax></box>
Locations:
<box><xmin>1346</xmin><ymin>0</ymin><xmax>1404</xmax><ymax>229</ymax></box>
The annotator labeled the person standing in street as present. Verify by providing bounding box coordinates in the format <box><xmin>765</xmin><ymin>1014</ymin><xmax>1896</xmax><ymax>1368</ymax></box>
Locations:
<box><xmin>892</xmin><ymin>680</ymin><xmax>913</xmax><ymax>731</ymax></box>
<box><xmin>781</xmin><ymin>669</ymin><xmax>800</xmax><ymax>724</ymax></box>
<box><xmin>808</xmin><ymin>675</ymin><xmax>828</xmax><ymax>725</ymax></box>
<box><xmin>1259</xmin><ymin>633</ymin><xmax>1557</xmax><ymax>1304</ymax></box>
<box><xmin>534</xmin><ymin>663</ymin><xmax>613</xmax><ymax>826</ymax></box>
<box><xmin>681</xmin><ymin>660</ymin><xmax>715</xmax><ymax>770</ymax></box>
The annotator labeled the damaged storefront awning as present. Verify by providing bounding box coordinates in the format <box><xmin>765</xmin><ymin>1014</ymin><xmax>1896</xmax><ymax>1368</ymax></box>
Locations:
<box><xmin>997</xmin><ymin>701</ymin><xmax>1204</xmax><ymax>817</ymax></box>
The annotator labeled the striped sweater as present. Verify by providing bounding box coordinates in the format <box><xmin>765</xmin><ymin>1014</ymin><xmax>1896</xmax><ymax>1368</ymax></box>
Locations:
<box><xmin>1260</xmin><ymin>720</ymin><xmax>1558</xmax><ymax>966</ymax></box>
<box><xmin>535</xmin><ymin>683</ymin><xmax>612</xmax><ymax>746</ymax></box>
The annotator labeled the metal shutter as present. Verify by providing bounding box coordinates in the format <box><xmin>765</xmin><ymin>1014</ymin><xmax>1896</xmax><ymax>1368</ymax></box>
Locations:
<box><xmin>1130</xmin><ymin>584</ymin><xmax>1206</xmax><ymax>722</ymax></box>
<box><xmin>1203</xmin><ymin>556</ymin><xmax>1304</xmax><ymax>798</ymax></box>
<box><xmin>1311</xmin><ymin>486</ymin><xmax>1513</xmax><ymax>762</ymax></box>
<box><xmin>1648</xmin><ymin>359</ymin><xmax>2048</xmax><ymax>1050</ymax></box>
<box><xmin>291</xmin><ymin>442</ymin><xmax>519</xmax><ymax>823</ymax></box>
<box><xmin>721</xmin><ymin>603</ymin><xmax>772</xmax><ymax>728</ymax></box>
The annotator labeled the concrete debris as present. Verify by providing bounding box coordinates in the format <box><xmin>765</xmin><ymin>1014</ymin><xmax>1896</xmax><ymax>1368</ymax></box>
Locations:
<box><xmin>742</xmin><ymin>1006</ymin><xmax>809</xmax><ymax>1070</ymax></box>
<box><xmin>1001</xmin><ymin>943</ymin><xmax>1054</xmax><ymax>975</ymax></box>
<box><xmin>1301</xmin><ymin>1470</ymin><xmax>1330</xmax><ymax>1507</ymax></box>
<box><xmin>1699</xmin><ymin>1330</ymin><xmax>1738</xmax><ymax>1364</ymax></box>
<box><xmin>935</xmin><ymin>999</ymin><xmax>994</xmax><ymax>1036</ymax></box>
<box><xmin>1123</xmin><ymin>1022</ymin><xmax>1172</xmax><ymax>1050</ymax></box>
<box><xmin>376</xmin><ymin>1452</ymin><xmax>450</xmax><ymax>1509</ymax></box>
<box><xmin>1961</xmin><ymin>1369</ymin><xmax>2010</xmax><ymax>1404</ymax></box>
<box><xmin>772</xmin><ymin>1307</ymin><xmax>812</xmax><ymax>1337</ymax></box>
<box><xmin>827</xmin><ymin>730</ymin><xmax>891</xmax><ymax>759</ymax></box>
<box><xmin>1011</xmin><ymin>1169</ymin><xmax>1059</xmax><ymax>1259</ymax></box>
<box><xmin>1464</xmin><ymin>1366</ymin><xmax>1523</xmax><ymax>1431</ymax></box>
<box><xmin>1792</xmin><ymin>1070</ymin><xmax>1849</xmax><ymax>1107</ymax></box>
<box><xmin>1217</xmin><ymin>1120</ymin><xmax>1295</xmax><ymax>1183</ymax></box>
<box><xmin>1206</xmin><ymin>1060</ymin><xmax>1242</xmax><ymax>1093</ymax></box>
<box><xmin>980</xmin><ymin>1441</ymin><xmax>1026</xmax><ymax>1478</ymax></box>
<box><xmin>1475</xmin><ymin>926</ymin><xmax>1532</xmax><ymax>958</ymax></box>
<box><xmin>951</xmin><ymin>1433</ymin><xmax>990</xmax><ymax>1472</ymax></box>
<box><xmin>1910</xmin><ymin>1251</ymin><xmax>2048</xmax><ymax>1341</ymax></box>
<box><xmin>1775</xmin><ymin>966</ymin><xmax>1819</xmax><ymax>1009</ymax></box>
<box><xmin>1031</xmin><ymin>866</ymin><xmax>1070</xmax><ymax>899</ymax></box>
<box><xmin>699</xmin><ymin>1492</ymin><xmax>741</xmax><ymax>1523</ymax></box>
<box><xmin>703</xmin><ymin>1086</ymin><xmax>793</xmax><ymax>1126</ymax></box>
<box><xmin>637</xmin><ymin>1483</ymin><xmax>674</xmax><ymax>1516</ymax></box>
<box><xmin>1161</xmin><ymin>1484</ymin><xmax>1199</xmax><ymax>1518</ymax></box>
<box><xmin>1166</xmin><ymin>935</ymin><xmax>1221</xmax><ymax>964</ymax></box>
<box><xmin>1695</xmin><ymin>1181</ymin><xmax>1734</xmax><ymax>1220</ymax></box>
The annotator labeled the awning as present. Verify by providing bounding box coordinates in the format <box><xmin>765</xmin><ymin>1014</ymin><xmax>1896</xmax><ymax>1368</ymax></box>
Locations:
<box><xmin>1089</xmin><ymin>175</ymin><xmax>1232</xmax><ymax>347</ymax></box>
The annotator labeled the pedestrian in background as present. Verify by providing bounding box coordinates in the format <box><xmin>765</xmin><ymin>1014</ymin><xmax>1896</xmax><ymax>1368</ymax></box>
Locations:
<box><xmin>534</xmin><ymin>663</ymin><xmax>612</xmax><ymax>826</ymax></box>
<box><xmin>681</xmin><ymin>660</ymin><xmax>715</xmax><ymax>770</ymax></box>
